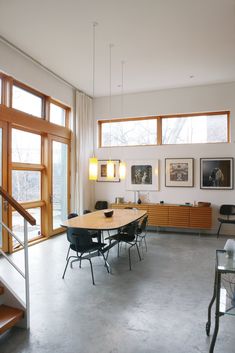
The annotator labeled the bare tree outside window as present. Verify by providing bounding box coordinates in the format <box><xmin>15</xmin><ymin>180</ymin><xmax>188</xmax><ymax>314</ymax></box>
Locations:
<box><xmin>102</xmin><ymin>119</ymin><xmax>157</xmax><ymax>146</ymax></box>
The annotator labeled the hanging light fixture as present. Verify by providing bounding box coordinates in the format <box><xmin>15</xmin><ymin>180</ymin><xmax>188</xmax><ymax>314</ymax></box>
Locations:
<box><xmin>107</xmin><ymin>43</ymin><xmax>115</xmax><ymax>179</ymax></box>
<box><xmin>119</xmin><ymin>60</ymin><xmax>126</xmax><ymax>180</ymax></box>
<box><xmin>89</xmin><ymin>22</ymin><xmax>98</xmax><ymax>180</ymax></box>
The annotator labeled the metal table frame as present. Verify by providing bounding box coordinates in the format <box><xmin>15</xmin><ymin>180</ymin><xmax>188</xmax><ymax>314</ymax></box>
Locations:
<box><xmin>206</xmin><ymin>249</ymin><xmax>235</xmax><ymax>353</ymax></box>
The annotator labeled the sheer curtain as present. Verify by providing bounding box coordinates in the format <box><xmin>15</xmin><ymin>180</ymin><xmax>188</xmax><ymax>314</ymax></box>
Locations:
<box><xmin>73</xmin><ymin>91</ymin><xmax>95</xmax><ymax>214</ymax></box>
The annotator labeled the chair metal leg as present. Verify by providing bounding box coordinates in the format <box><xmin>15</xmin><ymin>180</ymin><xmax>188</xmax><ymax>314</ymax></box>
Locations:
<box><xmin>135</xmin><ymin>242</ymin><xmax>142</xmax><ymax>261</ymax></box>
<box><xmin>217</xmin><ymin>223</ymin><xmax>222</xmax><ymax>238</ymax></box>
<box><xmin>117</xmin><ymin>241</ymin><xmax>120</xmax><ymax>257</ymax></box>
<box><xmin>144</xmin><ymin>236</ymin><xmax>147</xmax><ymax>252</ymax></box>
<box><xmin>87</xmin><ymin>258</ymin><xmax>95</xmax><ymax>285</ymax></box>
<box><xmin>62</xmin><ymin>255</ymin><xmax>72</xmax><ymax>279</ymax></box>
<box><xmin>128</xmin><ymin>246</ymin><xmax>132</xmax><ymax>271</ymax></box>
<box><xmin>66</xmin><ymin>245</ymin><xmax>70</xmax><ymax>260</ymax></box>
<box><xmin>101</xmin><ymin>252</ymin><xmax>110</xmax><ymax>273</ymax></box>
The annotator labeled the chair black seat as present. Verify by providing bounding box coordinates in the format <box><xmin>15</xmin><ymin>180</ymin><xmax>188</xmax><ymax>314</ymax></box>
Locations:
<box><xmin>108</xmin><ymin>232</ymin><xmax>135</xmax><ymax>242</ymax></box>
<box><xmin>217</xmin><ymin>204</ymin><xmax>235</xmax><ymax>238</ymax></box>
<box><xmin>70</xmin><ymin>242</ymin><xmax>106</xmax><ymax>253</ymax></box>
<box><xmin>218</xmin><ymin>217</ymin><xmax>235</xmax><ymax>224</ymax></box>
<box><xmin>105</xmin><ymin>221</ymin><xmax>141</xmax><ymax>270</ymax></box>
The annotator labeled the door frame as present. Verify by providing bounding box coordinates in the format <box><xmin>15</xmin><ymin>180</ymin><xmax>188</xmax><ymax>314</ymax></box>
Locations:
<box><xmin>0</xmin><ymin>121</ymin><xmax>9</xmax><ymax>252</ymax></box>
<box><xmin>46</xmin><ymin>134</ymin><xmax>70</xmax><ymax>236</ymax></box>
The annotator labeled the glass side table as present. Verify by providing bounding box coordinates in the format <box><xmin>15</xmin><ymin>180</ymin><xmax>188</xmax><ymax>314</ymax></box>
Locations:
<box><xmin>206</xmin><ymin>250</ymin><xmax>235</xmax><ymax>353</ymax></box>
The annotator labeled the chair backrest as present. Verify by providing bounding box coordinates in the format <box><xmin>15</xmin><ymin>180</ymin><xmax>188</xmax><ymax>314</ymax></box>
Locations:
<box><xmin>68</xmin><ymin>212</ymin><xmax>78</xmax><ymax>219</ymax></box>
<box><xmin>67</xmin><ymin>228</ymin><xmax>93</xmax><ymax>251</ymax></box>
<box><xmin>219</xmin><ymin>205</ymin><xmax>235</xmax><ymax>216</ymax></box>
<box><xmin>95</xmin><ymin>201</ymin><xmax>108</xmax><ymax>210</ymax></box>
<box><xmin>83</xmin><ymin>210</ymin><xmax>91</xmax><ymax>214</ymax></box>
<box><xmin>122</xmin><ymin>221</ymin><xmax>138</xmax><ymax>240</ymax></box>
<box><xmin>139</xmin><ymin>215</ymin><xmax>148</xmax><ymax>232</ymax></box>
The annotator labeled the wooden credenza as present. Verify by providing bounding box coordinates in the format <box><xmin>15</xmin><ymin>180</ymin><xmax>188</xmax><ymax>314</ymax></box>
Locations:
<box><xmin>110</xmin><ymin>203</ymin><xmax>212</xmax><ymax>230</ymax></box>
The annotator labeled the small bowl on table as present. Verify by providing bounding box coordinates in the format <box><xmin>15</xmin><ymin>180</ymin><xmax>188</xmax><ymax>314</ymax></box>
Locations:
<box><xmin>104</xmin><ymin>209</ymin><xmax>114</xmax><ymax>218</ymax></box>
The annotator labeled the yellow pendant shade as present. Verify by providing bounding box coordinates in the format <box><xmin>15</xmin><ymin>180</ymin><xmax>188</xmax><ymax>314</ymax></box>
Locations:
<box><xmin>89</xmin><ymin>157</ymin><xmax>98</xmax><ymax>180</ymax></box>
<box><xmin>119</xmin><ymin>161</ymin><xmax>126</xmax><ymax>180</ymax></box>
<box><xmin>107</xmin><ymin>160</ymin><xmax>115</xmax><ymax>179</ymax></box>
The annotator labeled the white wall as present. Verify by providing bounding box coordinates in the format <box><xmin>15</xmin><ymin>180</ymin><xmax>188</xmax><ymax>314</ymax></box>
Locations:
<box><xmin>94</xmin><ymin>82</ymin><xmax>235</xmax><ymax>234</ymax></box>
<box><xmin>0</xmin><ymin>40</ymin><xmax>74</xmax><ymax>106</ymax></box>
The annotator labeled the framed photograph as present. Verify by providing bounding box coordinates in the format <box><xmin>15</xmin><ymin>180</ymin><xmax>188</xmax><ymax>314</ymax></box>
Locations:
<box><xmin>165</xmin><ymin>158</ymin><xmax>194</xmax><ymax>187</ymax></box>
<box><xmin>200</xmin><ymin>158</ymin><xmax>233</xmax><ymax>189</ymax></box>
<box><xmin>126</xmin><ymin>160</ymin><xmax>159</xmax><ymax>191</ymax></box>
<box><xmin>97</xmin><ymin>160</ymin><xmax>120</xmax><ymax>182</ymax></box>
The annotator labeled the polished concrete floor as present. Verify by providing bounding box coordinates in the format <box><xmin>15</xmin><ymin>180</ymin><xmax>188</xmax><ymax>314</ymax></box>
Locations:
<box><xmin>0</xmin><ymin>231</ymin><xmax>235</xmax><ymax>353</ymax></box>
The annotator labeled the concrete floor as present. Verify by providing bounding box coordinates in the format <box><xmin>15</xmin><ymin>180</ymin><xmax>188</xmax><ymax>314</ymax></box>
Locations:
<box><xmin>0</xmin><ymin>231</ymin><xmax>235</xmax><ymax>353</ymax></box>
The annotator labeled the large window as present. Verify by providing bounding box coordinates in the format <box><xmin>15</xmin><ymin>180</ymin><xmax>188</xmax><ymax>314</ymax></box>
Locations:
<box><xmin>162</xmin><ymin>113</ymin><xmax>228</xmax><ymax>144</ymax></box>
<box><xmin>98</xmin><ymin>112</ymin><xmax>229</xmax><ymax>147</ymax></box>
<box><xmin>12</xmin><ymin>129</ymin><xmax>41</xmax><ymax>163</ymax></box>
<box><xmin>100</xmin><ymin>118</ymin><xmax>158</xmax><ymax>147</ymax></box>
<box><xmin>50</xmin><ymin>102</ymin><xmax>66</xmax><ymax>127</ymax></box>
<box><xmin>0</xmin><ymin>72</ymin><xmax>71</xmax><ymax>253</ymax></box>
<box><xmin>12</xmin><ymin>84</ymin><xmax>43</xmax><ymax>118</ymax></box>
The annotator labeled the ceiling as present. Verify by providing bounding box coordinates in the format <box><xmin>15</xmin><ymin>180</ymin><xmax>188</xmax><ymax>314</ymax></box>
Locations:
<box><xmin>0</xmin><ymin>0</ymin><xmax>235</xmax><ymax>97</ymax></box>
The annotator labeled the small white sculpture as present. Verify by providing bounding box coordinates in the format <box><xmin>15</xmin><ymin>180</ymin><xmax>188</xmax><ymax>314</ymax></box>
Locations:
<box><xmin>224</xmin><ymin>239</ymin><xmax>235</xmax><ymax>258</ymax></box>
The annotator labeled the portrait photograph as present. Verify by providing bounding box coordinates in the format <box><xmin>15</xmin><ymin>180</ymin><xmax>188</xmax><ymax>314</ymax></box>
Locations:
<box><xmin>200</xmin><ymin>158</ymin><xmax>233</xmax><ymax>189</ymax></box>
<box><xmin>165</xmin><ymin>158</ymin><xmax>194</xmax><ymax>187</ymax></box>
<box><xmin>126</xmin><ymin>160</ymin><xmax>159</xmax><ymax>191</ymax></box>
<box><xmin>131</xmin><ymin>165</ymin><xmax>152</xmax><ymax>185</ymax></box>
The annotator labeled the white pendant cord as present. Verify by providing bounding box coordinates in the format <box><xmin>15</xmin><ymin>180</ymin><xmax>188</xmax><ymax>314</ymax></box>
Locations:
<box><xmin>92</xmin><ymin>22</ymin><xmax>98</xmax><ymax>157</ymax></box>
<box><xmin>121</xmin><ymin>60</ymin><xmax>125</xmax><ymax>116</ymax></box>
<box><xmin>109</xmin><ymin>43</ymin><xmax>114</xmax><ymax>151</ymax></box>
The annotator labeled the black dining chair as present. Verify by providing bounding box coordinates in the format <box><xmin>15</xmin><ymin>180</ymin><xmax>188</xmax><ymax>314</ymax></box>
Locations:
<box><xmin>217</xmin><ymin>204</ymin><xmax>235</xmax><ymax>238</ymax></box>
<box><xmin>136</xmin><ymin>215</ymin><xmax>148</xmax><ymax>252</ymax></box>
<box><xmin>62</xmin><ymin>227</ymin><xmax>109</xmax><ymax>285</ymax></box>
<box><xmin>95</xmin><ymin>201</ymin><xmax>108</xmax><ymax>210</ymax></box>
<box><xmin>106</xmin><ymin>221</ymin><xmax>141</xmax><ymax>270</ymax></box>
<box><xmin>65</xmin><ymin>212</ymin><xmax>78</xmax><ymax>260</ymax></box>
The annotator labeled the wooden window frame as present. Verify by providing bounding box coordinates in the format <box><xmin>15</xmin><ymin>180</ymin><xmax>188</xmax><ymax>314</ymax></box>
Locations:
<box><xmin>0</xmin><ymin>71</ymin><xmax>71</xmax><ymax>253</ymax></box>
<box><xmin>98</xmin><ymin>116</ymin><xmax>159</xmax><ymax>148</ymax></box>
<box><xmin>98</xmin><ymin>111</ymin><xmax>230</xmax><ymax>147</ymax></box>
<box><xmin>12</xmin><ymin>80</ymin><xmax>45</xmax><ymax>118</ymax></box>
<box><xmin>48</xmin><ymin>98</ymin><xmax>70</xmax><ymax>128</ymax></box>
<box><xmin>161</xmin><ymin>111</ymin><xmax>230</xmax><ymax>145</ymax></box>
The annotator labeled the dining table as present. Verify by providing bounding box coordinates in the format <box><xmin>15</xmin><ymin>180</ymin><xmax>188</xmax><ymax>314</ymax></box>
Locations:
<box><xmin>61</xmin><ymin>208</ymin><xmax>147</xmax><ymax>262</ymax></box>
<box><xmin>61</xmin><ymin>208</ymin><xmax>147</xmax><ymax>231</ymax></box>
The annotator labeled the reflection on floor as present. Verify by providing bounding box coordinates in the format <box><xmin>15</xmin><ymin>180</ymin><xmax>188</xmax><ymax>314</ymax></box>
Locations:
<box><xmin>0</xmin><ymin>231</ymin><xmax>235</xmax><ymax>353</ymax></box>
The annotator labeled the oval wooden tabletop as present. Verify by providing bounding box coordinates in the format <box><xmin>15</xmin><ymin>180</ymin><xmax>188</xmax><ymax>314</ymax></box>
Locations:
<box><xmin>61</xmin><ymin>209</ymin><xmax>147</xmax><ymax>230</ymax></box>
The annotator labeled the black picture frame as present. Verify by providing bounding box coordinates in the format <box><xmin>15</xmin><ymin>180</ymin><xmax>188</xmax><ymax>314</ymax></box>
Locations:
<box><xmin>200</xmin><ymin>158</ymin><xmax>234</xmax><ymax>189</ymax></box>
<box><xmin>165</xmin><ymin>158</ymin><xmax>194</xmax><ymax>187</ymax></box>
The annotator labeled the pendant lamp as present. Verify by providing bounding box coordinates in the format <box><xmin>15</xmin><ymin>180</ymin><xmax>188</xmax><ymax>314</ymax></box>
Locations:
<box><xmin>89</xmin><ymin>22</ymin><xmax>98</xmax><ymax>180</ymax></box>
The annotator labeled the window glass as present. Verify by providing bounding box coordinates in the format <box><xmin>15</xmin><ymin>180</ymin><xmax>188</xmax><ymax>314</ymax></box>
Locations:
<box><xmin>12</xmin><ymin>129</ymin><xmax>41</xmax><ymax>163</ymax></box>
<box><xmin>12</xmin><ymin>207</ymin><xmax>41</xmax><ymax>246</ymax></box>
<box><xmin>12</xmin><ymin>85</ymin><xmax>42</xmax><ymax>117</ymax></box>
<box><xmin>52</xmin><ymin>141</ymin><xmax>68</xmax><ymax>229</ymax></box>
<box><xmin>12</xmin><ymin>170</ymin><xmax>41</xmax><ymax>202</ymax></box>
<box><xmin>50</xmin><ymin>103</ymin><xmax>66</xmax><ymax>127</ymax></box>
<box><xmin>162</xmin><ymin>114</ymin><xmax>228</xmax><ymax>144</ymax></box>
<box><xmin>101</xmin><ymin>119</ymin><xmax>157</xmax><ymax>147</ymax></box>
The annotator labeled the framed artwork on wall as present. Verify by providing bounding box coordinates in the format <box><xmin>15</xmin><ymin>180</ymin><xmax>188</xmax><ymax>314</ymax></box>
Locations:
<box><xmin>97</xmin><ymin>160</ymin><xmax>120</xmax><ymax>182</ymax></box>
<box><xmin>126</xmin><ymin>160</ymin><xmax>159</xmax><ymax>191</ymax></box>
<box><xmin>165</xmin><ymin>158</ymin><xmax>194</xmax><ymax>187</ymax></box>
<box><xmin>200</xmin><ymin>158</ymin><xmax>233</xmax><ymax>189</ymax></box>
